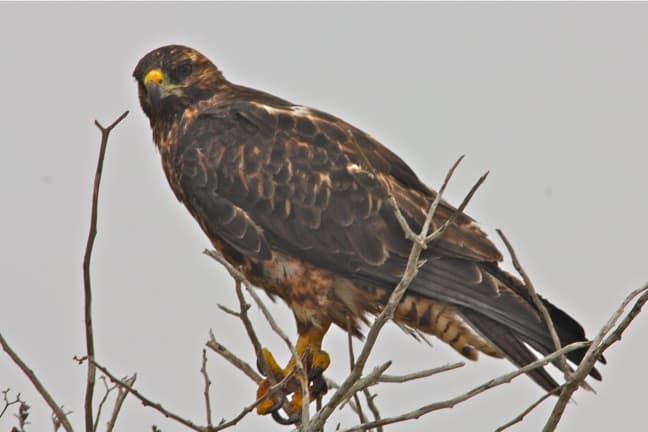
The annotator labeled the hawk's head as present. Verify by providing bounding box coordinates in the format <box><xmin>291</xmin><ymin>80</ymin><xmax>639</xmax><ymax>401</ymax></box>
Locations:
<box><xmin>133</xmin><ymin>45</ymin><xmax>226</xmax><ymax>123</ymax></box>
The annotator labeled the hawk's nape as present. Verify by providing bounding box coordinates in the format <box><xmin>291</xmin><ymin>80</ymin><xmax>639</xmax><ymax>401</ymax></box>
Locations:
<box><xmin>133</xmin><ymin>44</ymin><xmax>604</xmax><ymax>423</ymax></box>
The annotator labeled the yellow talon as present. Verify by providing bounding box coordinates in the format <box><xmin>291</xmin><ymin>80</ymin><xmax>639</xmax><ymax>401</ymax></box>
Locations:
<box><xmin>311</xmin><ymin>349</ymin><xmax>330</xmax><ymax>372</ymax></box>
<box><xmin>256</xmin><ymin>378</ymin><xmax>281</xmax><ymax>414</ymax></box>
<box><xmin>255</xmin><ymin>325</ymin><xmax>331</xmax><ymax>421</ymax></box>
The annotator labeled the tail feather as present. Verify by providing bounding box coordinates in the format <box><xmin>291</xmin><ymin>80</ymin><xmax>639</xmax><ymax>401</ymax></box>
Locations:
<box><xmin>408</xmin><ymin>256</ymin><xmax>603</xmax><ymax>390</ymax></box>
<box><xmin>459</xmin><ymin>308</ymin><xmax>560</xmax><ymax>392</ymax></box>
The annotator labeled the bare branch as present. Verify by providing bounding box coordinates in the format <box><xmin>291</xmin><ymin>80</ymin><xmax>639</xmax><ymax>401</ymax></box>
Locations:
<box><xmin>77</xmin><ymin>356</ymin><xmax>205</xmax><ymax>432</ymax></box>
<box><xmin>0</xmin><ymin>333</ymin><xmax>73</xmax><ymax>432</ymax></box>
<box><xmin>421</xmin><ymin>156</ymin><xmax>467</xmax><ymax>242</ymax></box>
<box><xmin>543</xmin><ymin>283</ymin><xmax>648</xmax><ymax>431</ymax></box>
<box><xmin>495</xmin><ymin>385</ymin><xmax>563</xmax><ymax>432</ymax></box>
<box><xmin>345</xmin><ymin>318</ymin><xmax>367</xmax><ymax>426</ymax></box>
<box><xmin>106</xmin><ymin>374</ymin><xmax>136</xmax><ymax>432</ymax></box>
<box><xmin>0</xmin><ymin>388</ymin><xmax>22</xmax><ymax>419</ymax></box>
<box><xmin>338</xmin><ymin>341</ymin><xmax>589</xmax><ymax>432</ymax></box>
<box><xmin>201</xmin><ymin>349</ymin><xmax>214</xmax><ymax>428</ymax></box>
<box><xmin>497</xmin><ymin>229</ymin><xmax>571</xmax><ymax>379</ymax></box>
<box><xmin>93</xmin><ymin>376</ymin><xmax>115</xmax><ymax>432</ymax></box>
<box><xmin>425</xmin><ymin>170</ymin><xmax>489</xmax><ymax>243</ymax></box>
<box><xmin>83</xmin><ymin>110</ymin><xmax>129</xmax><ymax>432</ymax></box>
<box><xmin>361</xmin><ymin>390</ymin><xmax>382</xmax><ymax>432</ymax></box>
<box><xmin>206</xmin><ymin>333</ymin><xmax>262</xmax><ymax>384</ymax></box>
<box><xmin>378</xmin><ymin>362</ymin><xmax>464</xmax><ymax>384</ymax></box>
<box><xmin>232</xmin><ymin>281</ymin><xmax>267</xmax><ymax>380</ymax></box>
<box><xmin>211</xmin><ymin>370</ymin><xmax>299</xmax><ymax>431</ymax></box>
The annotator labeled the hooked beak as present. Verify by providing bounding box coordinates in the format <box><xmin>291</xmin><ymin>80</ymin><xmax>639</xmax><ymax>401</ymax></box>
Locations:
<box><xmin>146</xmin><ymin>81</ymin><xmax>164</xmax><ymax>106</ymax></box>
<box><xmin>143</xmin><ymin>69</ymin><xmax>166</xmax><ymax>106</ymax></box>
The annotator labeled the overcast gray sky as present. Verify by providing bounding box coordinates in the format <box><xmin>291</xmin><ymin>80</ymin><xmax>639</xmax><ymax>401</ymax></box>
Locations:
<box><xmin>1</xmin><ymin>2</ymin><xmax>647</xmax><ymax>431</ymax></box>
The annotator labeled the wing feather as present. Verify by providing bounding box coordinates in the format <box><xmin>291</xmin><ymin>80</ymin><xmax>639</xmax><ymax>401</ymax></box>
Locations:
<box><xmin>173</xmin><ymin>88</ymin><xmax>601</xmax><ymax>386</ymax></box>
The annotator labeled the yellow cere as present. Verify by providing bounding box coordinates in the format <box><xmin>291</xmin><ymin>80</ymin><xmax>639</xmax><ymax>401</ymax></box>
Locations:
<box><xmin>143</xmin><ymin>69</ymin><xmax>164</xmax><ymax>86</ymax></box>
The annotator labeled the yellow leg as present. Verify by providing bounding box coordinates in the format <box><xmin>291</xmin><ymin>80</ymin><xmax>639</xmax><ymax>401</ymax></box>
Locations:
<box><xmin>256</xmin><ymin>325</ymin><xmax>330</xmax><ymax>417</ymax></box>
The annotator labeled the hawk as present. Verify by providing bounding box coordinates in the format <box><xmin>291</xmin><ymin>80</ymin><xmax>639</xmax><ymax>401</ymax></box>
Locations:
<box><xmin>133</xmin><ymin>45</ymin><xmax>602</xmax><ymax>423</ymax></box>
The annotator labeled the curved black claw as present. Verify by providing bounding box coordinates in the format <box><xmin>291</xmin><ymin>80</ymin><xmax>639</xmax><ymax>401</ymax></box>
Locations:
<box><xmin>308</xmin><ymin>365</ymin><xmax>325</xmax><ymax>382</ymax></box>
<box><xmin>271</xmin><ymin>407</ymin><xmax>301</xmax><ymax>425</ymax></box>
<box><xmin>311</xmin><ymin>374</ymin><xmax>328</xmax><ymax>397</ymax></box>
<box><xmin>263</xmin><ymin>393</ymin><xmax>286</xmax><ymax>416</ymax></box>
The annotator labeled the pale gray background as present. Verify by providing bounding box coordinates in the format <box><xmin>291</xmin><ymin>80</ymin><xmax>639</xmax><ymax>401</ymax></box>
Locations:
<box><xmin>1</xmin><ymin>2</ymin><xmax>647</xmax><ymax>431</ymax></box>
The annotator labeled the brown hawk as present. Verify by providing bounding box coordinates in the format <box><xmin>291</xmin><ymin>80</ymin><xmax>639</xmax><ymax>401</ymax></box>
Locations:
<box><xmin>133</xmin><ymin>45</ymin><xmax>602</xmax><ymax>423</ymax></box>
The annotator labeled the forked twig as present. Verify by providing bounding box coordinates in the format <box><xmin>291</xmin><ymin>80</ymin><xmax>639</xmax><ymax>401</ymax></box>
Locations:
<box><xmin>543</xmin><ymin>284</ymin><xmax>648</xmax><ymax>431</ymax></box>
<box><xmin>337</xmin><ymin>341</ymin><xmax>589</xmax><ymax>432</ymax></box>
<box><xmin>495</xmin><ymin>385</ymin><xmax>563</xmax><ymax>432</ymax></box>
<box><xmin>0</xmin><ymin>333</ymin><xmax>73</xmax><ymax>432</ymax></box>
<box><xmin>83</xmin><ymin>110</ymin><xmax>129</xmax><ymax>432</ymax></box>
<box><xmin>106</xmin><ymin>374</ymin><xmax>137</xmax><ymax>432</ymax></box>
<box><xmin>206</xmin><ymin>332</ymin><xmax>262</xmax><ymax>384</ymax></box>
<box><xmin>76</xmin><ymin>356</ymin><xmax>205</xmax><ymax>432</ymax></box>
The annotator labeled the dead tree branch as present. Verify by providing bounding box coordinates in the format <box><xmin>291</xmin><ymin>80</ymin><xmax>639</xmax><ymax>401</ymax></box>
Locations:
<box><xmin>0</xmin><ymin>334</ymin><xmax>73</xmax><ymax>432</ymax></box>
<box><xmin>345</xmin><ymin>318</ymin><xmax>368</xmax><ymax>428</ymax></box>
<box><xmin>206</xmin><ymin>332</ymin><xmax>262</xmax><ymax>384</ymax></box>
<box><xmin>378</xmin><ymin>363</ymin><xmax>465</xmax><ymax>384</ymax></box>
<box><xmin>495</xmin><ymin>385</ymin><xmax>563</xmax><ymax>432</ymax></box>
<box><xmin>82</xmin><ymin>110</ymin><xmax>129</xmax><ymax>432</ymax></box>
<box><xmin>337</xmin><ymin>341</ymin><xmax>589</xmax><ymax>432</ymax></box>
<box><xmin>1</xmin><ymin>388</ymin><xmax>23</xmax><ymax>420</ymax></box>
<box><xmin>105</xmin><ymin>374</ymin><xmax>136</xmax><ymax>432</ymax></box>
<box><xmin>543</xmin><ymin>283</ymin><xmax>648</xmax><ymax>431</ymax></box>
<box><xmin>76</xmin><ymin>356</ymin><xmax>205</xmax><ymax>432</ymax></box>
<box><xmin>93</xmin><ymin>377</ymin><xmax>114</xmax><ymax>432</ymax></box>
<box><xmin>200</xmin><ymin>349</ymin><xmax>214</xmax><ymax>428</ymax></box>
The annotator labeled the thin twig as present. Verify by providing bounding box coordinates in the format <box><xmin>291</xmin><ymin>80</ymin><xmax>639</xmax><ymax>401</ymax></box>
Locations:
<box><xmin>426</xmin><ymin>170</ymin><xmax>489</xmax><ymax>243</ymax></box>
<box><xmin>378</xmin><ymin>362</ymin><xmax>464</xmax><ymax>383</ymax></box>
<box><xmin>495</xmin><ymin>385</ymin><xmax>563</xmax><ymax>432</ymax></box>
<box><xmin>497</xmin><ymin>229</ymin><xmax>570</xmax><ymax>379</ymax></box>
<box><xmin>93</xmin><ymin>376</ymin><xmax>115</xmax><ymax>432</ymax></box>
<box><xmin>421</xmin><ymin>156</ymin><xmax>467</xmax><ymax>242</ymax></box>
<box><xmin>83</xmin><ymin>110</ymin><xmax>129</xmax><ymax>432</ymax></box>
<box><xmin>106</xmin><ymin>374</ymin><xmax>136</xmax><ymax>432</ymax></box>
<box><xmin>211</xmin><ymin>375</ymin><xmax>294</xmax><ymax>431</ymax></box>
<box><xmin>76</xmin><ymin>356</ymin><xmax>205</xmax><ymax>432</ymax></box>
<box><xmin>216</xmin><ymin>304</ymin><xmax>241</xmax><ymax>318</ymax></box>
<box><xmin>543</xmin><ymin>284</ymin><xmax>648</xmax><ymax>431</ymax></box>
<box><xmin>206</xmin><ymin>332</ymin><xmax>262</xmax><ymax>384</ymax></box>
<box><xmin>345</xmin><ymin>317</ymin><xmax>367</xmax><ymax>426</ymax></box>
<box><xmin>362</xmin><ymin>390</ymin><xmax>382</xmax><ymax>432</ymax></box>
<box><xmin>337</xmin><ymin>341</ymin><xmax>589</xmax><ymax>432</ymax></box>
<box><xmin>232</xmin><ymin>281</ymin><xmax>269</xmax><ymax>381</ymax></box>
<box><xmin>0</xmin><ymin>333</ymin><xmax>73</xmax><ymax>432</ymax></box>
<box><xmin>201</xmin><ymin>349</ymin><xmax>214</xmax><ymax>428</ymax></box>
<box><xmin>0</xmin><ymin>389</ymin><xmax>22</xmax><ymax>419</ymax></box>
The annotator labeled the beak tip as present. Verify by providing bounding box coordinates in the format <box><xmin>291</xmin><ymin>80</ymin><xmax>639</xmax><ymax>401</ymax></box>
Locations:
<box><xmin>146</xmin><ymin>81</ymin><xmax>163</xmax><ymax>106</ymax></box>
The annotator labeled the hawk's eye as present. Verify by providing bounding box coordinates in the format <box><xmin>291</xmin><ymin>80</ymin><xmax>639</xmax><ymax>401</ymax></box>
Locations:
<box><xmin>173</xmin><ymin>61</ymin><xmax>193</xmax><ymax>81</ymax></box>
